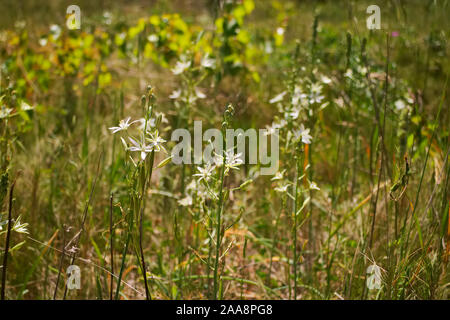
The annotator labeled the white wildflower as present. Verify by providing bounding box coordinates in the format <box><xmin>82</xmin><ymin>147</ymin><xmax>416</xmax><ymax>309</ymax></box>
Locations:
<box><xmin>294</xmin><ymin>124</ymin><xmax>312</xmax><ymax>144</ymax></box>
<box><xmin>344</xmin><ymin>69</ymin><xmax>353</xmax><ymax>79</ymax></box>
<box><xmin>292</xmin><ymin>86</ymin><xmax>307</xmax><ymax>106</ymax></box>
<box><xmin>201</xmin><ymin>54</ymin><xmax>216</xmax><ymax>69</ymax></box>
<box><xmin>271</xmin><ymin>170</ymin><xmax>285</xmax><ymax>181</ymax></box>
<box><xmin>309</xmin><ymin>181</ymin><xmax>320</xmax><ymax>190</ymax></box>
<box><xmin>169</xmin><ymin>89</ymin><xmax>182</xmax><ymax>99</ymax></box>
<box><xmin>321</xmin><ymin>75</ymin><xmax>332</xmax><ymax>84</ymax></box>
<box><xmin>395</xmin><ymin>100</ymin><xmax>406</xmax><ymax>111</ymax></box>
<box><xmin>193</xmin><ymin>163</ymin><xmax>215</xmax><ymax>182</ymax></box>
<box><xmin>146</xmin><ymin>131</ymin><xmax>167</xmax><ymax>153</ymax></box>
<box><xmin>103</xmin><ymin>11</ymin><xmax>112</xmax><ymax>25</ymax></box>
<box><xmin>195</xmin><ymin>87</ymin><xmax>206</xmax><ymax>99</ymax></box>
<box><xmin>137</xmin><ymin>118</ymin><xmax>153</xmax><ymax>132</ymax></box>
<box><xmin>309</xmin><ymin>83</ymin><xmax>324</xmax><ymax>104</ymax></box>
<box><xmin>39</xmin><ymin>37</ymin><xmax>48</xmax><ymax>46</ymax></box>
<box><xmin>214</xmin><ymin>149</ymin><xmax>244</xmax><ymax>171</ymax></box>
<box><xmin>12</xmin><ymin>216</ymin><xmax>29</xmax><ymax>234</ymax></box>
<box><xmin>357</xmin><ymin>66</ymin><xmax>368</xmax><ymax>75</ymax></box>
<box><xmin>129</xmin><ymin>137</ymin><xmax>154</xmax><ymax>160</ymax></box>
<box><xmin>20</xmin><ymin>101</ymin><xmax>33</xmax><ymax>111</ymax></box>
<box><xmin>171</xmin><ymin>60</ymin><xmax>191</xmax><ymax>75</ymax></box>
<box><xmin>289</xmin><ymin>107</ymin><xmax>301</xmax><ymax>120</ymax></box>
<box><xmin>147</xmin><ymin>34</ymin><xmax>158</xmax><ymax>43</ymax></box>
<box><xmin>274</xmin><ymin>184</ymin><xmax>289</xmax><ymax>193</ymax></box>
<box><xmin>264</xmin><ymin>123</ymin><xmax>280</xmax><ymax>136</ymax></box>
<box><xmin>50</xmin><ymin>24</ymin><xmax>61</xmax><ymax>40</ymax></box>
<box><xmin>109</xmin><ymin>117</ymin><xmax>136</xmax><ymax>133</ymax></box>
<box><xmin>0</xmin><ymin>107</ymin><xmax>13</xmax><ymax>119</ymax></box>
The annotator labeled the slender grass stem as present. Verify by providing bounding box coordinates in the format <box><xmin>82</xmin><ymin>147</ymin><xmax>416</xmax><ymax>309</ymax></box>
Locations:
<box><xmin>53</xmin><ymin>226</ymin><xmax>66</xmax><ymax>300</ymax></box>
<box><xmin>292</xmin><ymin>148</ymin><xmax>303</xmax><ymax>300</ymax></box>
<box><xmin>63</xmin><ymin>153</ymin><xmax>102</xmax><ymax>299</ymax></box>
<box><xmin>213</xmin><ymin>152</ymin><xmax>226</xmax><ymax>300</ymax></box>
<box><xmin>115</xmin><ymin>211</ymin><xmax>133</xmax><ymax>300</ymax></box>
<box><xmin>109</xmin><ymin>193</ymin><xmax>114</xmax><ymax>300</ymax></box>
<box><xmin>402</xmin><ymin>76</ymin><xmax>447</xmax><ymax>256</ymax></box>
<box><xmin>1</xmin><ymin>180</ymin><xmax>15</xmax><ymax>300</ymax></box>
<box><xmin>267</xmin><ymin>197</ymin><xmax>285</xmax><ymax>287</ymax></box>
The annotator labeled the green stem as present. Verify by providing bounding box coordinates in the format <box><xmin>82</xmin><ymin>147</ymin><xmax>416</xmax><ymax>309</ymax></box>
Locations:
<box><xmin>292</xmin><ymin>149</ymin><xmax>303</xmax><ymax>299</ymax></box>
<box><xmin>213</xmin><ymin>152</ymin><xmax>226</xmax><ymax>300</ymax></box>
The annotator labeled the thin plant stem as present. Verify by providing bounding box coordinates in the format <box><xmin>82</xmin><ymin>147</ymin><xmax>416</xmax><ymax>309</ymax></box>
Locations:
<box><xmin>213</xmin><ymin>152</ymin><xmax>226</xmax><ymax>300</ymax></box>
<box><xmin>109</xmin><ymin>193</ymin><xmax>114</xmax><ymax>300</ymax></box>
<box><xmin>115</xmin><ymin>210</ymin><xmax>134</xmax><ymax>300</ymax></box>
<box><xmin>53</xmin><ymin>226</ymin><xmax>66</xmax><ymax>300</ymax></box>
<box><xmin>1</xmin><ymin>180</ymin><xmax>16</xmax><ymax>300</ymax></box>
<box><xmin>292</xmin><ymin>148</ymin><xmax>303</xmax><ymax>299</ymax></box>
<box><xmin>63</xmin><ymin>153</ymin><xmax>102</xmax><ymax>299</ymax></box>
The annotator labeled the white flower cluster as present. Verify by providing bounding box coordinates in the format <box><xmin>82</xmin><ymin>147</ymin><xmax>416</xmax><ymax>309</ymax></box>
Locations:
<box><xmin>169</xmin><ymin>53</ymin><xmax>216</xmax><ymax>105</ymax></box>
<box><xmin>178</xmin><ymin>149</ymin><xmax>245</xmax><ymax>207</ymax></box>
<box><xmin>109</xmin><ymin>113</ymin><xmax>167</xmax><ymax>161</ymax></box>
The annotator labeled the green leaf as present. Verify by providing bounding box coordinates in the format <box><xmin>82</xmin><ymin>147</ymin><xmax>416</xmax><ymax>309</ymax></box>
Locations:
<box><xmin>9</xmin><ymin>240</ymin><xmax>26</xmax><ymax>253</ymax></box>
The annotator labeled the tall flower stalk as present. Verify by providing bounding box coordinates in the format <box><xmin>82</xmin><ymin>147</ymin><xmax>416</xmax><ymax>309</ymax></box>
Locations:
<box><xmin>109</xmin><ymin>85</ymin><xmax>167</xmax><ymax>300</ymax></box>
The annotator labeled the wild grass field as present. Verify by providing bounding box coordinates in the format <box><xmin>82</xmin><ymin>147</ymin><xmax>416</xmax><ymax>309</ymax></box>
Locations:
<box><xmin>0</xmin><ymin>0</ymin><xmax>449</xmax><ymax>300</ymax></box>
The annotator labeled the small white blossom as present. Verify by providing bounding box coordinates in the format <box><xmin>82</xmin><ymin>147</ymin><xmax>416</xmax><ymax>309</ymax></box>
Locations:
<box><xmin>193</xmin><ymin>163</ymin><xmax>215</xmax><ymax>182</ymax></box>
<box><xmin>20</xmin><ymin>101</ymin><xmax>33</xmax><ymax>111</ymax></box>
<box><xmin>109</xmin><ymin>117</ymin><xmax>136</xmax><ymax>133</ymax></box>
<box><xmin>50</xmin><ymin>24</ymin><xmax>61</xmax><ymax>40</ymax></box>
<box><xmin>309</xmin><ymin>83</ymin><xmax>324</xmax><ymax>104</ymax></box>
<box><xmin>39</xmin><ymin>37</ymin><xmax>48</xmax><ymax>46</ymax></box>
<box><xmin>214</xmin><ymin>149</ymin><xmax>244</xmax><ymax>171</ymax></box>
<box><xmin>169</xmin><ymin>89</ymin><xmax>182</xmax><ymax>99</ymax></box>
<box><xmin>271</xmin><ymin>170</ymin><xmax>285</xmax><ymax>181</ymax></box>
<box><xmin>137</xmin><ymin>118</ymin><xmax>151</xmax><ymax>132</ymax></box>
<box><xmin>138</xmin><ymin>114</ymin><xmax>167</xmax><ymax>132</ymax></box>
<box><xmin>264</xmin><ymin>122</ymin><xmax>280</xmax><ymax>136</ymax></box>
<box><xmin>171</xmin><ymin>60</ymin><xmax>191</xmax><ymax>75</ymax></box>
<box><xmin>274</xmin><ymin>184</ymin><xmax>289</xmax><ymax>193</ymax></box>
<box><xmin>395</xmin><ymin>100</ymin><xmax>406</xmax><ymax>111</ymax></box>
<box><xmin>129</xmin><ymin>137</ymin><xmax>154</xmax><ymax>160</ymax></box>
<box><xmin>309</xmin><ymin>182</ymin><xmax>320</xmax><ymax>190</ymax></box>
<box><xmin>289</xmin><ymin>107</ymin><xmax>301</xmax><ymax>120</ymax></box>
<box><xmin>292</xmin><ymin>86</ymin><xmax>307</xmax><ymax>106</ymax></box>
<box><xmin>146</xmin><ymin>131</ymin><xmax>167</xmax><ymax>153</ymax></box>
<box><xmin>195</xmin><ymin>87</ymin><xmax>206</xmax><ymax>99</ymax></box>
<box><xmin>147</xmin><ymin>34</ymin><xmax>158</xmax><ymax>43</ymax></box>
<box><xmin>227</xmin><ymin>152</ymin><xmax>244</xmax><ymax>168</ymax></box>
<box><xmin>103</xmin><ymin>11</ymin><xmax>112</xmax><ymax>25</ymax></box>
<box><xmin>0</xmin><ymin>107</ymin><xmax>13</xmax><ymax>119</ymax></box>
<box><xmin>201</xmin><ymin>54</ymin><xmax>216</xmax><ymax>69</ymax></box>
<box><xmin>321</xmin><ymin>75</ymin><xmax>332</xmax><ymax>84</ymax></box>
<box><xmin>357</xmin><ymin>66</ymin><xmax>368</xmax><ymax>75</ymax></box>
<box><xmin>12</xmin><ymin>216</ymin><xmax>29</xmax><ymax>234</ymax></box>
<box><xmin>294</xmin><ymin>124</ymin><xmax>312</xmax><ymax>144</ymax></box>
